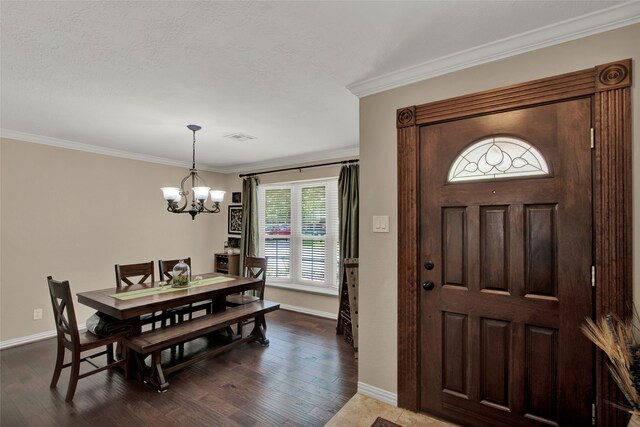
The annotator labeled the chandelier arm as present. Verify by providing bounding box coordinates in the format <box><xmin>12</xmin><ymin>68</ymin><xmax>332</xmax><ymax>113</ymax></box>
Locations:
<box><xmin>179</xmin><ymin>172</ymin><xmax>192</xmax><ymax>192</ymax></box>
<box><xmin>167</xmin><ymin>194</ymin><xmax>189</xmax><ymax>213</ymax></box>
<box><xmin>200</xmin><ymin>203</ymin><xmax>221</xmax><ymax>214</ymax></box>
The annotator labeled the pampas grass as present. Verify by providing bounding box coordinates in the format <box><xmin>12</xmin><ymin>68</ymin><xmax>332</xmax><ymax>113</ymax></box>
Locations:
<box><xmin>582</xmin><ymin>313</ymin><xmax>640</xmax><ymax>419</ymax></box>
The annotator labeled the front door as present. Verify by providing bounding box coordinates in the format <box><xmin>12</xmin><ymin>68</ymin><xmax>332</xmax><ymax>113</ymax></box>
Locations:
<box><xmin>419</xmin><ymin>99</ymin><xmax>593</xmax><ymax>426</ymax></box>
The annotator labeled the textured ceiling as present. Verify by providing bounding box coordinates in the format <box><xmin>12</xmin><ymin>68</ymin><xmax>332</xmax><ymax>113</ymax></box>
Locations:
<box><xmin>0</xmin><ymin>1</ymin><xmax>631</xmax><ymax>171</ymax></box>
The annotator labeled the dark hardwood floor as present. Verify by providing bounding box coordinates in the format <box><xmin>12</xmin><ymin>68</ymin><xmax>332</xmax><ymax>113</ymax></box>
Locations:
<box><xmin>1</xmin><ymin>310</ymin><xmax>357</xmax><ymax>426</ymax></box>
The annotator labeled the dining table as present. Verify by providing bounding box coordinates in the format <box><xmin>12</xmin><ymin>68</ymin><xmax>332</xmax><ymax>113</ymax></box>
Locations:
<box><xmin>77</xmin><ymin>271</ymin><xmax>264</xmax><ymax>383</ymax></box>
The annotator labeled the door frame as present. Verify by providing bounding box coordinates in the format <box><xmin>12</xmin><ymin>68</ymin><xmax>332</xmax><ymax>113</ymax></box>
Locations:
<box><xmin>396</xmin><ymin>59</ymin><xmax>633</xmax><ymax>426</ymax></box>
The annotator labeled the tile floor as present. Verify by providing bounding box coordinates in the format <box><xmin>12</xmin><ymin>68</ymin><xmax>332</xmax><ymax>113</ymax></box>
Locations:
<box><xmin>325</xmin><ymin>393</ymin><xmax>458</xmax><ymax>427</ymax></box>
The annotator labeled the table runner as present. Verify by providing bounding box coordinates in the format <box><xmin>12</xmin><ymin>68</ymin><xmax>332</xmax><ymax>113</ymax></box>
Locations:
<box><xmin>109</xmin><ymin>276</ymin><xmax>235</xmax><ymax>301</ymax></box>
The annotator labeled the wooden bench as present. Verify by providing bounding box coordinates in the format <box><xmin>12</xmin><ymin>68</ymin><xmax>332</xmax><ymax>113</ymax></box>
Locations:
<box><xmin>122</xmin><ymin>300</ymin><xmax>280</xmax><ymax>391</ymax></box>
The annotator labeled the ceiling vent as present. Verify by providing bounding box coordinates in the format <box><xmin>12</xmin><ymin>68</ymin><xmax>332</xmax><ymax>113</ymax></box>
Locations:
<box><xmin>224</xmin><ymin>133</ymin><xmax>257</xmax><ymax>142</ymax></box>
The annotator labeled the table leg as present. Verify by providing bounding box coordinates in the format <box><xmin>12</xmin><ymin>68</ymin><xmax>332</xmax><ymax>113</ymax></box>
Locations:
<box><xmin>124</xmin><ymin>320</ymin><xmax>142</xmax><ymax>380</ymax></box>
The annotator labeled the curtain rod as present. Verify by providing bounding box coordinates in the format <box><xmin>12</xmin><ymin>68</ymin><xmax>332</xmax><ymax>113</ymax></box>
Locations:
<box><xmin>238</xmin><ymin>159</ymin><xmax>358</xmax><ymax>178</ymax></box>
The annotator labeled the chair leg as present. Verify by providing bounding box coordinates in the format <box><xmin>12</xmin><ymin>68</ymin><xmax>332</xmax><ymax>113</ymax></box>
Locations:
<box><xmin>170</xmin><ymin>314</ymin><xmax>177</xmax><ymax>354</ymax></box>
<box><xmin>50</xmin><ymin>341</ymin><xmax>65</xmax><ymax>388</ymax></box>
<box><xmin>65</xmin><ymin>351</ymin><xmax>81</xmax><ymax>402</ymax></box>
<box><xmin>116</xmin><ymin>341</ymin><xmax>124</xmax><ymax>360</ymax></box>
<box><xmin>236</xmin><ymin>321</ymin><xmax>242</xmax><ymax>337</ymax></box>
<box><xmin>178</xmin><ymin>312</ymin><xmax>186</xmax><ymax>353</ymax></box>
<box><xmin>122</xmin><ymin>346</ymin><xmax>129</xmax><ymax>379</ymax></box>
<box><xmin>106</xmin><ymin>343</ymin><xmax>115</xmax><ymax>364</ymax></box>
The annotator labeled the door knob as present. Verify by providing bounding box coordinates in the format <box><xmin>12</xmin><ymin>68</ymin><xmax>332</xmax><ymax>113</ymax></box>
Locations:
<box><xmin>424</xmin><ymin>260</ymin><xmax>435</xmax><ymax>270</ymax></box>
<box><xmin>422</xmin><ymin>281</ymin><xmax>435</xmax><ymax>291</ymax></box>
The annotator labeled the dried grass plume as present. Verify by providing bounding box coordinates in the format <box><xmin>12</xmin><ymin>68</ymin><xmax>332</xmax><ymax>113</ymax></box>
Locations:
<box><xmin>582</xmin><ymin>314</ymin><xmax>640</xmax><ymax>416</ymax></box>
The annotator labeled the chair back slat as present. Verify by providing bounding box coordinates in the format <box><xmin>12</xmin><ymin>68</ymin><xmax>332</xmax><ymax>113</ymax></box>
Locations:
<box><xmin>158</xmin><ymin>257</ymin><xmax>192</xmax><ymax>281</ymax></box>
<box><xmin>47</xmin><ymin>276</ymin><xmax>80</xmax><ymax>347</ymax></box>
<box><xmin>244</xmin><ymin>257</ymin><xmax>268</xmax><ymax>300</ymax></box>
<box><xmin>115</xmin><ymin>261</ymin><xmax>154</xmax><ymax>288</ymax></box>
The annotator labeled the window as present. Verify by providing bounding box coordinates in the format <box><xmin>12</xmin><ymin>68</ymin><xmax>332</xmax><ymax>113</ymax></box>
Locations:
<box><xmin>258</xmin><ymin>178</ymin><xmax>339</xmax><ymax>294</ymax></box>
<box><xmin>447</xmin><ymin>136</ymin><xmax>550</xmax><ymax>182</ymax></box>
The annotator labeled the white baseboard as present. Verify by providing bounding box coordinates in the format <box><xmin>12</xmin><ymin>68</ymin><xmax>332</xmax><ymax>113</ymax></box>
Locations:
<box><xmin>278</xmin><ymin>303</ymin><xmax>338</xmax><ymax>320</ymax></box>
<box><xmin>357</xmin><ymin>382</ymin><xmax>398</xmax><ymax>407</ymax></box>
<box><xmin>0</xmin><ymin>323</ymin><xmax>86</xmax><ymax>350</ymax></box>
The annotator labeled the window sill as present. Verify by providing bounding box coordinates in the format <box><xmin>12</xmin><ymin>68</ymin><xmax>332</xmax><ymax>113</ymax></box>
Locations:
<box><xmin>266</xmin><ymin>281</ymin><xmax>339</xmax><ymax>297</ymax></box>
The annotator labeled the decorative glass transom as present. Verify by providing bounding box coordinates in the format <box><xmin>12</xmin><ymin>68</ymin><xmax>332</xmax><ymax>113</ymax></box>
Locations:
<box><xmin>447</xmin><ymin>136</ymin><xmax>550</xmax><ymax>182</ymax></box>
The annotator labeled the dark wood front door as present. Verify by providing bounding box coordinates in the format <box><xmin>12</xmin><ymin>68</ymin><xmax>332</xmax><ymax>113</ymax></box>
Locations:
<box><xmin>419</xmin><ymin>99</ymin><xmax>593</xmax><ymax>426</ymax></box>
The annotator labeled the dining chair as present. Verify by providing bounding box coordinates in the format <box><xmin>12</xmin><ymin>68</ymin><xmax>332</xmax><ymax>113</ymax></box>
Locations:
<box><xmin>115</xmin><ymin>261</ymin><xmax>171</xmax><ymax>329</ymax></box>
<box><xmin>158</xmin><ymin>257</ymin><xmax>212</xmax><ymax>322</ymax></box>
<box><xmin>115</xmin><ymin>261</ymin><xmax>154</xmax><ymax>289</ymax></box>
<box><xmin>225</xmin><ymin>256</ymin><xmax>268</xmax><ymax>336</ymax></box>
<box><xmin>47</xmin><ymin>276</ymin><xmax>127</xmax><ymax>402</ymax></box>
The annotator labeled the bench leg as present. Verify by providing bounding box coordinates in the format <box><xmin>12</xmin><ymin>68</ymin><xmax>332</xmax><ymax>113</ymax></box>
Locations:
<box><xmin>149</xmin><ymin>351</ymin><xmax>169</xmax><ymax>392</ymax></box>
<box><xmin>249</xmin><ymin>315</ymin><xmax>269</xmax><ymax>346</ymax></box>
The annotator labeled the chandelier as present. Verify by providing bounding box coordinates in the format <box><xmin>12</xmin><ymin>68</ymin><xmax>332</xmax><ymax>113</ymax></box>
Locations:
<box><xmin>161</xmin><ymin>124</ymin><xmax>225</xmax><ymax>220</ymax></box>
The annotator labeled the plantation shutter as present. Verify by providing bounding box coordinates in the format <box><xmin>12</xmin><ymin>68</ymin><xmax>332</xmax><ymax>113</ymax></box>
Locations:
<box><xmin>258</xmin><ymin>178</ymin><xmax>339</xmax><ymax>292</ymax></box>
<box><xmin>299</xmin><ymin>185</ymin><xmax>327</xmax><ymax>281</ymax></box>
<box><xmin>260</xmin><ymin>187</ymin><xmax>292</xmax><ymax>278</ymax></box>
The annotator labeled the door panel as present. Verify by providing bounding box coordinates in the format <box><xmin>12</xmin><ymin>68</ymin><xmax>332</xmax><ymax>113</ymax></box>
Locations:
<box><xmin>525</xmin><ymin>205</ymin><xmax>557</xmax><ymax>298</ymax></box>
<box><xmin>525</xmin><ymin>325</ymin><xmax>558</xmax><ymax>421</ymax></box>
<box><xmin>443</xmin><ymin>208</ymin><xmax>466</xmax><ymax>288</ymax></box>
<box><xmin>419</xmin><ymin>99</ymin><xmax>592</xmax><ymax>426</ymax></box>
<box><xmin>443</xmin><ymin>312</ymin><xmax>468</xmax><ymax>396</ymax></box>
<box><xmin>480</xmin><ymin>318</ymin><xmax>510</xmax><ymax>407</ymax></box>
<box><xmin>480</xmin><ymin>206</ymin><xmax>509</xmax><ymax>292</ymax></box>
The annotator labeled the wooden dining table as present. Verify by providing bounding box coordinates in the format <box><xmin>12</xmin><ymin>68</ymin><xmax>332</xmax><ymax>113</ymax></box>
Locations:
<box><xmin>77</xmin><ymin>272</ymin><xmax>267</xmax><ymax>387</ymax></box>
<box><xmin>77</xmin><ymin>272</ymin><xmax>262</xmax><ymax>321</ymax></box>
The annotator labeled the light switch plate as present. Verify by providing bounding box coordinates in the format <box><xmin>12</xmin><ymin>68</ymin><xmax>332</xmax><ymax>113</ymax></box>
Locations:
<box><xmin>373</xmin><ymin>215</ymin><xmax>389</xmax><ymax>233</ymax></box>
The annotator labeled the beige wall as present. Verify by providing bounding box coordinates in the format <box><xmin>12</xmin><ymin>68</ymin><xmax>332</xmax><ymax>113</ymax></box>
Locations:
<box><xmin>358</xmin><ymin>24</ymin><xmax>640</xmax><ymax>395</ymax></box>
<box><xmin>227</xmin><ymin>162</ymin><xmax>353</xmax><ymax>316</ymax></box>
<box><xmin>0</xmin><ymin>139</ymin><xmax>351</xmax><ymax>342</ymax></box>
<box><xmin>0</xmin><ymin>138</ymin><xmax>229</xmax><ymax>341</ymax></box>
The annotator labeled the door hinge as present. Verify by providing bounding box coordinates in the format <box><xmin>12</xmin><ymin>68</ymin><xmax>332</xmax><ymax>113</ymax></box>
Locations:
<box><xmin>592</xmin><ymin>266</ymin><xmax>596</xmax><ymax>287</ymax></box>
<box><xmin>591</xmin><ymin>128</ymin><xmax>595</xmax><ymax>149</ymax></box>
<box><xmin>592</xmin><ymin>402</ymin><xmax>596</xmax><ymax>425</ymax></box>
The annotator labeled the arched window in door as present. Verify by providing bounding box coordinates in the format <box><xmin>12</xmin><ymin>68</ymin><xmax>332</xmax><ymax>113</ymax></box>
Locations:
<box><xmin>447</xmin><ymin>136</ymin><xmax>550</xmax><ymax>182</ymax></box>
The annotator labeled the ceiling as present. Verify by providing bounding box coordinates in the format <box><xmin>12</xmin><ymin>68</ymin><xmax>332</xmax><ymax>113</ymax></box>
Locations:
<box><xmin>1</xmin><ymin>1</ymin><xmax>637</xmax><ymax>172</ymax></box>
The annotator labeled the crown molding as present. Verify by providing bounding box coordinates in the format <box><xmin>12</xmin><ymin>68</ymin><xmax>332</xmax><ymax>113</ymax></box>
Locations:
<box><xmin>347</xmin><ymin>1</ymin><xmax>640</xmax><ymax>98</ymax></box>
<box><xmin>0</xmin><ymin>128</ymin><xmax>208</xmax><ymax>170</ymax></box>
<box><xmin>1</xmin><ymin>128</ymin><xmax>358</xmax><ymax>174</ymax></box>
<box><xmin>217</xmin><ymin>145</ymin><xmax>360</xmax><ymax>174</ymax></box>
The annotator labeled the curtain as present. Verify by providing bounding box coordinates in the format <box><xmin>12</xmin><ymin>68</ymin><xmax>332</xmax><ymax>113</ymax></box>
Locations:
<box><xmin>336</xmin><ymin>163</ymin><xmax>359</xmax><ymax>345</ymax></box>
<box><xmin>239</xmin><ymin>176</ymin><xmax>259</xmax><ymax>274</ymax></box>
